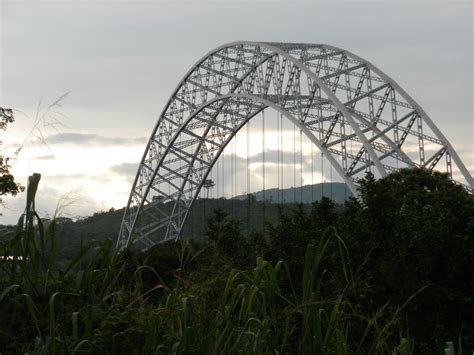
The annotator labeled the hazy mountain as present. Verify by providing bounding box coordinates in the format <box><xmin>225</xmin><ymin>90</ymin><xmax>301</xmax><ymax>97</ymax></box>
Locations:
<box><xmin>234</xmin><ymin>183</ymin><xmax>352</xmax><ymax>205</ymax></box>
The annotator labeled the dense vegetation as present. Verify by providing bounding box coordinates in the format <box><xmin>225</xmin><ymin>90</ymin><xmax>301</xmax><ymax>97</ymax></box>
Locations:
<box><xmin>0</xmin><ymin>183</ymin><xmax>344</xmax><ymax>263</ymax></box>
<box><xmin>0</xmin><ymin>168</ymin><xmax>472</xmax><ymax>354</ymax></box>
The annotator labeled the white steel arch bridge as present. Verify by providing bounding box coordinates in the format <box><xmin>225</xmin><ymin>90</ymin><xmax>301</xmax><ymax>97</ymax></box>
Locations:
<box><xmin>117</xmin><ymin>42</ymin><xmax>473</xmax><ymax>250</ymax></box>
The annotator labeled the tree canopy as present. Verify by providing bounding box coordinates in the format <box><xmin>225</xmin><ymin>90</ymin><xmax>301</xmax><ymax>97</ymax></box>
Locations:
<box><xmin>0</xmin><ymin>108</ymin><xmax>24</xmax><ymax>205</ymax></box>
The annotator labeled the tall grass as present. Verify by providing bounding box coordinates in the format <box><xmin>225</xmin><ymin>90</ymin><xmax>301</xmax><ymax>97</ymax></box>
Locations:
<box><xmin>0</xmin><ymin>173</ymin><xmax>132</xmax><ymax>353</ymax></box>
<box><xmin>1</xmin><ymin>174</ymin><xmax>432</xmax><ymax>354</ymax></box>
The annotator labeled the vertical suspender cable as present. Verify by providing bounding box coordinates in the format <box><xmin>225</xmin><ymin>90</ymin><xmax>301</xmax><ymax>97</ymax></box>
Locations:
<box><xmin>344</xmin><ymin>177</ymin><xmax>348</xmax><ymax>201</ymax></box>
<box><xmin>216</xmin><ymin>153</ymin><xmax>219</xmax><ymax>209</ymax></box>
<box><xmin>347</xmin><ymin>129</ymin><xmax>351</xmax><ymax>201</ymax></box>
<box><xmin>222</xmin><ymin>139</ymin><xmax>225</xmax><ymax>203</ymax></box>
<box><xmin>247</xmin><ymin>118</ymin><xmax>250</xmax><ymax>232</ymax></box>
<box><xmin>168</xmin><ymin>144</ymin><xmax>171</xmax><ymax>236</ymax></box>
<box><xmin>321</xmin><ymin>152</ymin><xmax>324</xmax><ymax>199</ymax></box>
<box><xmin>311</xmin><ymin>140</ymin><xmax>314</xmax><ymax>202</ymax></box>
<box><xmin>293</xmin><ymin>123</ymin><xmax>296</xmax><ymax>203</ymax></box>
<box><xmin>221</xmin><ymin>140</ymin><xmax>226</xmax><ymax>202</ymax></box>
<box><xmin>300</xmin><ymin>128</ymin><xmax>303</xmax><ymax>203</ymax></box>
<box><xmin>262</xmin><ymin>110</ymin><xmax>266</xmax><ymax>229</ymax></box>
<box><xmin>206</xmin><ymin>158</ymin><xmax>210</xmax><ymax>235</ymax></box>
<box><xmin>179</xmin><ymin>134</ymin><xmax>181</xmax><ymax>234</ymax></box>
<box><xmin>234</xmin><ymin>134</ymin><xmax>237</xmax><ymax>216</ymax></box>
<box><xmin>232</xmin><ymin>132</ymin><xmax>235</xmax><ymax>219</ymax></box>
<box><xmin>277</xmin><ymin>109</ymin><xmax>280</xmax><ymax>204</ymax></box>
<box><xmin>330</xmin><ymin>163</ymin><xmax>333</xmax><ymax>201</ymax></box>
<box><xmin>281</xmin><ymin>112</ymin><xmax>284</xmax><ymax>203</ymax></box>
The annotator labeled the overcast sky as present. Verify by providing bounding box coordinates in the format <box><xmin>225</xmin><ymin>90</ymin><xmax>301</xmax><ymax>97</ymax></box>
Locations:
<box><xmin>0</xmin><ymin>0</ymin><xmax>472</xmax><ymax>224</ymax></box>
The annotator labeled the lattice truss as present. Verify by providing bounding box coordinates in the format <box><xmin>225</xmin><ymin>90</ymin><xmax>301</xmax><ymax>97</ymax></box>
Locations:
<box><xmin>117</xmin><ymin>42</ymin><xmax>473</xmax><ymax>249</ymax></box>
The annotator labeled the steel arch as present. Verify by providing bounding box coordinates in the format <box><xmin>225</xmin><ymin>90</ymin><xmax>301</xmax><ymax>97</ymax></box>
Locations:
<box><xmin>117</xmin><ymin>41</ymin><xmax>473</xmax><ymax>250</ymax></box>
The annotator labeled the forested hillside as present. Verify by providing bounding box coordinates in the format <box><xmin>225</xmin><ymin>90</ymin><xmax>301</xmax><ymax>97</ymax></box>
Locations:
<box><xmin>1</xmin><ymin>182</ymin><xmax>349</xmax><ymax>262</ymax></box>
<box><xmin>1</xmin><ymin>169</ymin><xmax>473</xmax><ymax>354</ymax></box>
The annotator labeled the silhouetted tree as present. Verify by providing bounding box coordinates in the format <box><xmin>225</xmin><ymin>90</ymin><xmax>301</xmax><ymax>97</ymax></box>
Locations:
<box><xmin>0</xmin><ymin>108</ymin><xmax>24</xmax><ymax>207</ymax></box>
<box><xmin>206</xmin><ymin>208</ymin><xmax>244</xmax><ymax>258</ymax></box>
<box><xmin>341</xmin><ymin>168</ymin><xmax>474</xmax><ymax>352</ymax></box>
<box><xmin>203</xmin><ymin>179</ymin><xmax>215</xmax><ymax>198</ymax></box>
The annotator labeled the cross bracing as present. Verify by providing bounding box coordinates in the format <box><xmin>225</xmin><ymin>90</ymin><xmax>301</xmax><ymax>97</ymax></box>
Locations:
<box><xmin>117</xmin><ymin>41</ymin><xmax>473</xmax><ymax>250</ymax></box>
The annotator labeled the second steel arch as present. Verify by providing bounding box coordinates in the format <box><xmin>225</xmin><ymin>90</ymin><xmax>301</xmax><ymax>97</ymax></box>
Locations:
<box><xmin>118</xmin><ymin>41</ymin><xmax>473</xmax><ymax>249</ymax></box>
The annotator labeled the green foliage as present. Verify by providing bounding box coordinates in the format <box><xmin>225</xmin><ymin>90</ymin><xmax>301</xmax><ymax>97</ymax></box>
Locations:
<box><xmin>0</xmin><ymin>157</ymin><xmax>24</xmax><ymax>197</ymax></box>
<box><xmin>206</xmin><ymin>208</ymin><xmax>242</xmax><ymax>253</ymax></box>
<box><xmin>0</xmin><ymin>168</ymin><xmax>472</xmax><ymax>354</ymax></box>
<box><xmin>0</xmin><ymin>107</ymin><xmax>15</xmax><ymax>130</ymax></box>
<box><xmin>0</xmin><ymin>108</ymin><xmax>24</xmax><ymax>204</ymax></box>
<box><xmin>341</xmin><ymin>168</ymin><xmax>474</xmax><ymax>352</ymax></box>
<box><xmin>267</xmin><ymin>199</ymin><xmax>339</xmax><ymax>281</ymax></box>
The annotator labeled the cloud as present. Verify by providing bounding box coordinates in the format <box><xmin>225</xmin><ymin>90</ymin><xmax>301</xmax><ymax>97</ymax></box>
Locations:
<box><xmin>45</xmin><ymin>133</ymin><xmax>147</xmax><ymax>146</ymax></box>
<box><xmin>32</xmin><ymin>154</ymin><xmax>56</xmax><ymax>160</ymax></box>
<box><xmin>110</xmin><ymin>162</ymin><xmax>139</xmax><ymax>177</ymax></box>
<box><xmin>246</xmin><ymin>149</ymin><xmax>309</xmax><ymax>165</ymax></box>
<box><xmin>0</xmin><ymin>184</ymin><xmax>102</xmax><ymax>225</ymax></box>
